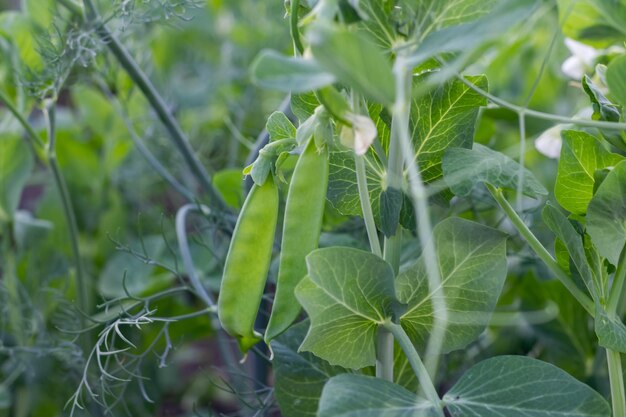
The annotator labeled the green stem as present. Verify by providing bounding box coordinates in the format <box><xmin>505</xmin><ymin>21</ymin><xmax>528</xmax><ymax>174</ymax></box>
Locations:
<box><xmin>394</xmin><ymin>57</ymin><xmax>447</xmax><ymax>379</ymax></box>
<box><xmin>355</xmin><ymin>154</ymin><xmax>382</xmax><ymax>257</ymax></box>
<box><xmin>385</xmin><ymin>322</ymin><xmax>444</xmax><ymax>415</ymax></box>
<box><xmin>95</xmin><ymin>79</ymin><xmax>196</xmax><ymax>202</ymax></box>
<box><xmin>290</xmin><ymin>0</ymin><xmax>304</xmax><ymax>55</ymax></box>
<box><xmin>376</xmin><ymin>327</ymin><xmax>394</xmax><ymax>381</ymax></box>
<box><xmin>608</xmin><ymin>244</ymin><xmax>626</xmax><ymax>315</ymax></box>
<box><xmin>72</xmin><ymin>0</ymin><xmax>230</xmax><ymax>214</ymax></box>
<box><xmin>487</xmin><ymin>184</ymin><xmax>595</xmax><ymax>316</ymax></box>
<box><xmin>454</xmin><ymin>72</ymin><xmax>626</xmax><ymax>131</ymax></box>
<box><xmin>607</xmin><ymin>349</ymin><xmax>626</xmax><ymax>417</ymax></box>
<box><xmin>43</xmin><ymin>104</ymin><xmax>90</xmax><ymax>333</ymax></box>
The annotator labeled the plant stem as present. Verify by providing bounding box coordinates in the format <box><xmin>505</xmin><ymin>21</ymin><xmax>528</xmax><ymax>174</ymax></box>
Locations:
<box><xmin>608</xmin><ymin>244</ymin><xmax>626</xmax><ymax>315</ymax></box>
<box><xmin>607</xmin><ymin>349</ymin><xmax>626</xmax><ymax>417</ymax></box>
<box><xmin>290</xmin><ymin>0</ymin><xmax>304</xmax><ymax>56</ymax></box>
<box><xmin>394</xmin><ymin>57</ymin><xmax>447</xmax><ymax>379</ymax></box>
<box><xmin>43</xmin><ymin>104</ymin><xmax>90</xmax><ymax>345</ymax></box>
<box><xmin>385</xmin><ymin>322</ymin><xmax>443</xmax><ymax>415</ymax></box>
<box><xmin>375</xmin><ymin>327</ymin><xmax>394</xmax><ymax>381</ymax></box>
<box><xmin>355</xmin><ymin>154</ymin><xmax>382</xmax><ymax>257</ymax></box>
<box><xmin>454</xmin><ymin>72</ymin><xmax>626</xmax><ymax>131</ymax></box>
<box><xmin>95</xmin><ymin>79</ymin><xmax>196</xmax><ymax>202</ymax></box>
<box><xmin>72</xmin><ymin>0</ymin><xmax>230</xmax><ymax>214</ymax></box>
<box><xmin>487</xmin><ymin>184</ymin><xmax>595</xmax><ymax>316</ymax></box>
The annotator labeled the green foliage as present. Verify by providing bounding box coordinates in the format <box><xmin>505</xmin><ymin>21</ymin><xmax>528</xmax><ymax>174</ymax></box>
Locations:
<box><xmin>397</xmin><ymin>217</ymin><xmax>508</xmax><ymax>352</ymax></box>
<box><xmin>587</xmin><ymin>160</ymin><xmax>626</xmax><ymax>265</ymax></box>
<box><xmin>444</xmin><ymin>356</ymin><xmax>611</xmax><ymax>417</ymax></box>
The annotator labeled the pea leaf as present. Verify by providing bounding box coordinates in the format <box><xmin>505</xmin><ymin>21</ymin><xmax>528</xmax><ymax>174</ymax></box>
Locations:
<box><xmin>354</xmin><ymin>0</ymin><xmax>396</xmax><ymax>51</ymax></box>
<box><xmin>250</xmin><ymin>50</ymin><xmax>335</xmax><ymax>93</ymax></box>
<box><xmin>587</xmin><ymin>160</ymin><xmax>626</xmax><ymax>265</ymax></box>
<box><xmin>266</xmin><ymin>111</ymin><xmax>296</xmax><ymax>141</ymax></box>
<box><xmin>555</xmin><ymin>130</ymin><xmax>623</xmax><ymax>216</ymax></box>
<box><xmin>542</xmin><ymin>203</ymin><xmax>598</xmax><ymax>298</ymax></box>
<box><xmin>557</xmin><ymin>0</ymin><xmax>626</xmax><ymax>47</ymax></box>
<box><xmin>317</xmin><ymin>374</ymin><xmax>437</xmax><ymax>417</ymax></box>
<box><xmin>413</xmin><ymin>0</ymin><xmax>499</xmax><ymax>33</ymax></box>
<box><xmin>271</xmin><ymin>322</ymin><xmax>347</xmax><ymax>417</ymax></box>
<box><xmin>595</xmin><ymin>307</ymin><xmax>626</xmax><ymax>353</ymax></box>
<box><xmin>397</xmin><ymin>217</ymin><xmax>508</xmax><ymax>352</ymax></box>
<box><xmin>294</xmin><ymin>247</ymin><xmax>396</xmax><ymax>369</ymax></box>
<box><xmin>307</xmin><ymin>22</ymin><xmax>395</xmax><ymax>106</ymax></box>
<box><xmin>607</xmin><ymin>54</ymin><xmax>626</xmax><ymax>107</ymax></box>
<box><xmin>444</xmin><ymin>356</ymin><xmax>611</xmax><ymax>417</ymax></box>
<box><xmin>442</xmin><ymin>143</ymin><xmax>548</xmax><ymax>199</ymax></box>
<box><xmin>407</xmin><ymin>0</ymin><xmax>539</xmax><ymax>66</ymax></box>
<box><xmin>327</xmin><ymin>76</ymin><xmax>486</xmax><ymax>230</ymax></box>
<box><xmin>0</xmin><ymin>136</ymin><xmax>33</xmax><ymax>223</ymax></box>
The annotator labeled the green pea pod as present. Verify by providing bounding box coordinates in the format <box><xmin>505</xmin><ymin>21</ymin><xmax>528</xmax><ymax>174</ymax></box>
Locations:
<box><xmin>265</xmin><ymin>137</ymin><xmax>329</xmax><ymax>342</ymax></box>
<box><xmin>218</xmin><ymin>175</ymin><xmax>279</xmax><ymax>352</ymax></box>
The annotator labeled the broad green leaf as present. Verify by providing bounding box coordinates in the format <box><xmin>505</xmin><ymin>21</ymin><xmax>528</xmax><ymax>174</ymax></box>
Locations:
<box><xmin>595</xmin><ymin>307</ymin><xmax>626</xmax><ymax>353</ymax></box>
<box><xmin>354</xmin><ymin>0</ymin><xmax>396</xmax><ymax>50</ymax></box>
<box><xmin>557</xmin><ymin>0</ymin><xmax>626</xmax><ymax>47</ymax></box>
<box><xmin>444</xmin><ymin>356</ymin><xmax>611</xmax><ymax>417</ymax></box>
<box><xmin>542</xmin><ymin>203</ymin><xmax>598</xmax><ymax>297</ymax></box>
<box><xmin>271</xmin><ymin>322</ymin><xmax>347</xmax><ymax>417</ymax></box>
<box><xmin>410</xmin><ymin>75</ymin><xmax>487</xmax><ymax>185</ymax></box>
<box><xmin>295</xmin><ymin>247</ymin><xmax>396</xmax><ymax>369</ymax></box>
<box><xmin>442</xmin><ymin>143</ymin><xmax>548</xmax><ymax>199</ymax></box>
<box><xmin>307</xmin><ymin>22</ymin><xmax>395</xmax><ymax>106</ymax></box>
<box><xmin>407</xmin><ymin>0</ymin><xmax>539</xmax><ymax>66</ymax></box>
<box><xmin>317</xmin><ymin>374</ymin><xmax>437</xmax><ymax>417</ymax></box>
<box><xmin>291</xmin><ymin>92</ymin><xmax>320</xmax><ymax>122</ymax></box>
<box><xmin>250</xmin><ymin>50</ymin><xmax>335</xmax><ymax>93</ymax></box>
<box><xmin>397</xmin><ymin>217</ymin><xmax>508</xmax><ymax>352</ymax></box>
<box><xmin>0</xmin><ymin>136</ymin><xmax>33</xmax><ymax>223</ymax></box>
<box><xmin>327</xmin><ymin>76</ymin><xmax>486</xmax><ymax>230</ymax></box>
<box><xmin>587</xmin><ymin>160</ymin><xmax>626</xmax><ymax>265</ymax></box>
<box><xmin>266</xmin><ymin>111</ymin><xmax>296</xmax><ymax>141</ymax></box>
<box><xmin>607</xmin><ymin>54</ymin><xmax>626</xmax><ymax>107</ymax></box>
<box><xmin>414</xmin><ymin>0</ymin><xmax>498</xmax><ymax>30</ymax></box>
<box><xmin>555</xmin><ymin>130</ymin><xmax>623</xmax><ymax>216</ymax></box>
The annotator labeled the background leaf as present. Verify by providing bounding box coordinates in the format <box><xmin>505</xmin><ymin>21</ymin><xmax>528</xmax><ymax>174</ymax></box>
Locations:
<box><xmin>0</xmin><ymin>136</ymin><xmax>33</xmax><ymax>223</ymax></box>
<box><xmin>271</xmin><ymin>322</ymin><xmax>348</xmax><ymax>417</ymax></box>
<box><xmin>607</xmin><ymin>54</ymin><xmax>626</xmax><ymax>107</ymax></box>
<box><xmin>442</xmin><ymin>143</ymin><xmax>548</xmax><ymax>199</ymax></box>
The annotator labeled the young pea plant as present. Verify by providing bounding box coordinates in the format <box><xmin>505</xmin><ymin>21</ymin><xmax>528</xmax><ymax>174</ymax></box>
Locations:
<box><xmin>216</xmin><ymin>0</ymin><xmax>626</xmax><ymax>416</ymax></box>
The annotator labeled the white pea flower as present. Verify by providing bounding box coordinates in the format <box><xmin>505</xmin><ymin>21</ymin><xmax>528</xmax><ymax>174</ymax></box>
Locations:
<box><xmin>341</xmin><ymin>113</ymin><xmax>377</xmax><ymax>155</ymax></box>
<box><xmin>561</xmin><ymin>38</ymin><xmax>601</xmax><ymax>79</ymax></box>
<box><xmin>534</xmin><ymin>125</ymin><xmax>563</xmax><ymax>159</ymax></box>
<box><xmin>534</xmin><ymin>107</ymin><xmax>593</xmax><ymax>159</ymax></box>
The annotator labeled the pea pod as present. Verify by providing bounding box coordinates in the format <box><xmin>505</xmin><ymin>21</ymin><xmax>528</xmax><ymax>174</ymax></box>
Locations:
<box><xmin>218</xmin><ymin>174</ymin><xmax>279</xmax><ymax>352</ymax></box>
<box><xmin>265</xmin><ymin>137</ymin><xmax>329</xmax><ymax>342</ymax></box>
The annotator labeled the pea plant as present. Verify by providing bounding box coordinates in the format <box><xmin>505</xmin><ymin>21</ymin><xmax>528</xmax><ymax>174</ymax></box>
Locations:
<box><xmin>218</xmin><ymin>0</ymin><xmax>626</xmax><ymax>416</ymax></box>
<box><xmin>2</xmin><ymin>0</ymin><xmax>626</xmax><ymax>416</ymax></box>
